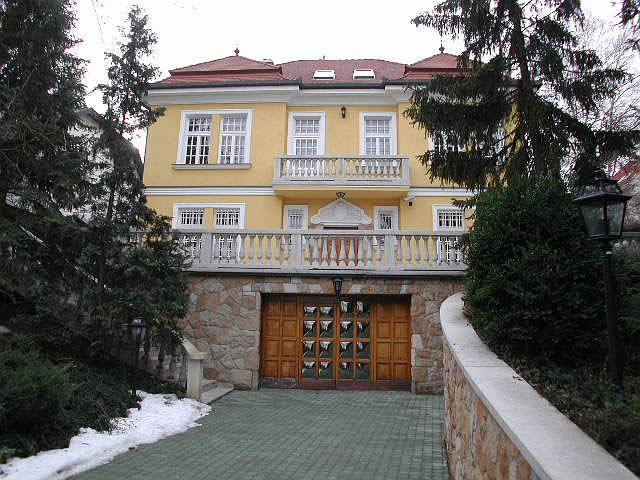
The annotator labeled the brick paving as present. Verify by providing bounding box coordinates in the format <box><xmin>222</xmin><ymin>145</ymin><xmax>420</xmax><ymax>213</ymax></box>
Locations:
<box><xmin>74</xmin><ymin>389</ymin><xmax>449</xmax><ymax>480</ymax></box>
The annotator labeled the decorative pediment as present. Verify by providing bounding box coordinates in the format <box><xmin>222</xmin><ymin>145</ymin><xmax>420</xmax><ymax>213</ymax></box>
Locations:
<box><xmin>311</xmin><ymin>199</ymin><xmax>372</xmax><ymax>227</ymax></box>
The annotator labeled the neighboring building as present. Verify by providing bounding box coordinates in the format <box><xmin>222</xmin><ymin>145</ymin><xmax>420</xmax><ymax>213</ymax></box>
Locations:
<box><xmin>143</xmin><ymin>50</ymin><xmax>471</xmax><ymax>392</ymax></box>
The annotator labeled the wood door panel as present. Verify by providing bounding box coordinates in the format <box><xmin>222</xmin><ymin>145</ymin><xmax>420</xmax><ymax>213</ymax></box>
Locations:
<box><xmin>282</xmin><ymin>318</ymin><xmax>297</xmax><ymax>337</ymax></box>
<box><xmin>261</xmin><ymin>295</ymin><xmax>411</xmax><ymax>389</ymax></box>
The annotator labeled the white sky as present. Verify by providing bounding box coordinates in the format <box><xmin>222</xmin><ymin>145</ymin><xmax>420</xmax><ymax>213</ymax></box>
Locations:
<box><xmin>71</xmin><ymin>0</ymin><xmax>623</xmax><ymax>158</ymax></box>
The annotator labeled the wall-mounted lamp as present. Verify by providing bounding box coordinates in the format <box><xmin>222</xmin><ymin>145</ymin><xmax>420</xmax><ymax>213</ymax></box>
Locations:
<box><xmin>340</xmin><ymin>106</ymin><xmax>346</xmax><ymax>119</ymax></box>
<box><xmin>332</xmin><ymin>277</ymin><xmax>343</xmax><ymax>298</ymax></box>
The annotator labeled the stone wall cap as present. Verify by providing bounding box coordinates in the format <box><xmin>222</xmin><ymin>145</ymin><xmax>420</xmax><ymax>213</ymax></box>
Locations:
<box><xmin>441</xmin><ymin>293</ymin><xmax>638</xmax><ymax>480</ymax></box>
<box><xmin>182</xmin><ymin>338</ymin><xmax>207</xmax><ymax>360</ymax></box>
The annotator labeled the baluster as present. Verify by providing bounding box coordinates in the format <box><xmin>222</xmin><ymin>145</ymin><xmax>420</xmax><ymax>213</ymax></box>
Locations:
<box><xmin>376</xmin><ymin>235</ymin><xmax>384</xmax><ymax>266</ymax></box>
<box><xmin>311</xmin><ymin>236</ymin><xmax>319</xmax><ymax>266</ymax></box>
<box><xmin>392</xmin><ymin>158</ymin><xmax>399</xmax><ymax>177</ymax></box>
<box><xmin>302</xmin><ymin>235</ymin><xmax>311</xmax><ymax>265</ymax></box>
<box><xmin>414</xmin><ymin>235</ymin><xmax>422</xmax><ymax>264</ymax></box>
<box><xmin>256</xmin><ymin>234</ymin><xmax>263</xmax><ymax>265</ymax></box>
<box><xmin>367</xmin><ymin>236</ymin><xmax>374</xmax><ymax>267</ymax></box>
<box><xmin>339</xmin><ymin>237</ymin><xmax>347</xmax><ymax>266</ymax></box>
<box><xmin>265</xmin><ymin>234</ymin><xmax>273</xmax><ymax>265</ymax></box>
<box><xmin>238</xmin><ymin>234</ymin><xmax>246</xmax><ymax>264</ymax></box>
<box><xmin>396</xmin><ymin>235</ymin><xmax>404</xmax><ymax>266</ymax></box>
<box><xmin>348</xmin><ymin>236</ymin><xmax>355</xmax><ymax>267</ymax></box>
<box><xmin>272</xmin><ymin>234</ymin><xmax>279</xmax><ymax>266</ymax></box>
<box><xmin>321</xmin><ymin>236</ymin><xmax>329</xmax><ymax>267</ymax></box>
<box><xmin>381</xmin><ymin>158</ymin><xmax>388</xmax><ymax>177</ymax></box>
<box><xmin>357</xmin><ymin>237</ymin><xmax>364</xmax><ymax>267</ymax></box>
<box><xmin>281</xmin><ymin>235</ymin><xmax>288</xmax><ymax>266</ymax></box>
<box><xmin>406</xmin><ymin>235</ymin><xmax>413</xmax><ymax>265</ymax></box>
<box><xmin>247</xmin><ymin>235</ymin><xmax>254</xmax><ymax>265</ymax></box>
<box><xmin>329</xmin><ymin>235</ymin><xmax>337</xmax><ymax>266</ymax></box>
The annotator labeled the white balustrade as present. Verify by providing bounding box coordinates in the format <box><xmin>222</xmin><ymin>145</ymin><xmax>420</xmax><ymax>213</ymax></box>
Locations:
<box><xmin>273</xmin><ymin>156</ymin><xmax>410</xmax><ymax>186</ymax></box>
<box><xmin>177</xmin><ymin>229</ymin><xmax>466</xmax><ymax>273</ymax></box>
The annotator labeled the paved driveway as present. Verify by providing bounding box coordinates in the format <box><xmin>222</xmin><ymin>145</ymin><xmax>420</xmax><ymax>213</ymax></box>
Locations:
<box><xmin>74</xmin><ymin>389</ymin><xmax>449</xmax><ymax>480</ymax></box>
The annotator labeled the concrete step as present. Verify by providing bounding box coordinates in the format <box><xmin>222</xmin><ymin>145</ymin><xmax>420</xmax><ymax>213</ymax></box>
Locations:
<box><xmin>200</xmin><ymin>383</ymin><xmax>234</xmax><ymax>405</ymax></box>
<box><xmin>202</xmin><ymin>379</ymin><xmax>217</xmax><ymax>393</ymax></box>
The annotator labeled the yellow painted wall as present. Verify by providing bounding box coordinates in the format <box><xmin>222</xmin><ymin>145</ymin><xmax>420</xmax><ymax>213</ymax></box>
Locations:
<box><xmin>143</xmin><ymin>100</ymin><xmax>470</xmax><ymax>231</ymax></box>
<box><xmin>143</xmin><ymin>102</ymin><xmax>288</xmax><ymax>187</ymax></box>
<box><xmin>146</xmin><ymin>195</ymin><xmax>283</xmax><ymax>229</ymax></box>
<box><xmin>143</xmin><ymin>102</ymin><xmax>446</xmax><ymax>188</ymax></box>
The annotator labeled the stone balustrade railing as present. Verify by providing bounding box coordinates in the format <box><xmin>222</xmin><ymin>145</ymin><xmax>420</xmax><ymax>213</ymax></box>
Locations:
<box><xmin>177</xmin><ymin>229</ymin><xmax>466</xmax><ymax>274</ymax></box>
<box><xmin>273</xmin><ymin>155</ymin><xmax>410</xmax><ymax>186</ymax></box>
<box><xmin>145</xmin><ymin>338</ymin><xmax>207</xmax><ymax>401</ymax></box>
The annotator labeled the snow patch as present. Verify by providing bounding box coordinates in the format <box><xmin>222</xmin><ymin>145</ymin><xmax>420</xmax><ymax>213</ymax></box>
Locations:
<box><xmin>0</xmin><ymin>392</ymin><xmax>211</xmax><ymax>480</ymax></box>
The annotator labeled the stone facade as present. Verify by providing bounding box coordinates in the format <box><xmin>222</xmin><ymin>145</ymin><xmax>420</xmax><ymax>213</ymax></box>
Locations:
<box><xmin>182</xmin><ymin>274</ymin><xmax>462</xmax><ymax>391</ymax></box>
<box><xmin>443</xmin><ymin>342</ymin><xmax>538</xmax><ymax>480</ymax></box>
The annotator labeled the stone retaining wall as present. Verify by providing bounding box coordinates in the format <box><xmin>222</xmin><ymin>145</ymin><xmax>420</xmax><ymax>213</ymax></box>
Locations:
<box><xmin>182</xmin><ymin>274</ymin><xmax>462</xmax><ymax>391</ymax></box>
<box><xmin>440</xmin><ymin>293</ymin><xmax>637</xmax><ymax>480</ymax></box>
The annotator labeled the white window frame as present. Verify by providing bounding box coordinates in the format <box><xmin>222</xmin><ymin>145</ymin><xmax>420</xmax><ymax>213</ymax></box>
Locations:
<box><xmin>176</xmin><ymin>109</ymin><xmax>252</xmax><ymax>165</ymax></box>
<box><xmin>313</xmin><ymin>69</ymin><xmax>335</xmax><ymax>79</ymax></box>
<box><xmin>359</xmin><ymin>112</ymin><xmax>397</xmax><ymax>156</ymax></box>
<box><xmin>218</xmin><ymin>113</ymin><xmax>250</xmax><ymax>165</ymax></box>
<box><xmin>179</xmin><ymin>114</ymin><xmax>212</xmax><ymax>165</ymax></box>
<box><xmin>373</xmin><ymin>206</ymin><xmax>399</xmax><ymax>231</ymax></box>
<box><xmin>353</xmin><ymin>69</ymin><xmax>375</xmax><ymax>79</ymax></box>
<box><xmin>172</xmin><ymin>202</ymin><xmax>246</xmax><ymax>230</ymax></box>
<box><xmin>177</xmin><ymin>207</ymin><xmax>205</xmax><ymax>229</ymax></box>
<box><xmin>287</xmin><ymin>112</ymin><xmax>326</xmax><ymax>155</ymax></box>
<box><xmin>283</xmin><ymin>205</ymin><xmax>309</xmax><ymax>230</ymax></box>
<box><xmin>432</xmin><ymin>204</ymin><xmax>465</xmax><ymax>231</ymax></box>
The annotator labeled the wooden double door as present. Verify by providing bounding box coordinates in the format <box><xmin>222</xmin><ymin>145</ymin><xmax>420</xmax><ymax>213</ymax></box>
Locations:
<box><xmin>260</xmin><ymin>295</ymin><xmax>411</xmax><ymax>390</ymax></box>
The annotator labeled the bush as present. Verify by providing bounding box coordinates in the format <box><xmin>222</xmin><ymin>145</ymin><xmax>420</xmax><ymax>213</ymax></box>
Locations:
<box><xmin>464</xmin><ymin>177</ymin><xmax>605</xmax><ymax>364</ymax></box>
<box><xmin>0</xmin><ymin>335</ymin><xmax>80</xmax><ymax>460</ymax></box>
<box><xmin>0</xmin><ymin>334</ymin><xmax>183</xmax><ymax>462</ymax></box>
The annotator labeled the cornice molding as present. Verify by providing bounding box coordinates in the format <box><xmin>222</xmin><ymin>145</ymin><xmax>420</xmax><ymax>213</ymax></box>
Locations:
<box><xmin>146</xmin><ymin>85</ymin><xmax>412</xmax><ymax>106</ymax></box>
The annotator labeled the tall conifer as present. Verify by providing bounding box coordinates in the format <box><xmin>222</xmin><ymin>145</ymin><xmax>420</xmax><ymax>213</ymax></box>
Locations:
<box><xmin>406</xmin><ymin>0</ymin><xmax>640</xmax><ymax>189</ymax></box>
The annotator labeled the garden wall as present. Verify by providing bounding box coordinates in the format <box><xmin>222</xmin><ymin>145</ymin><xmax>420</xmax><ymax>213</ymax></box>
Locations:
<box><xmin>440</xmin><ymin>293</ymin><xmax>637</xmax><ymax>480</ymax></box>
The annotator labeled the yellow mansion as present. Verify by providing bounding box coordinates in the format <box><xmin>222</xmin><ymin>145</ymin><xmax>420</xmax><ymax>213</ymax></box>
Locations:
<box><xmin>143</xmin><ymin>51</ymin><xmax>470</xmax><ymax>392</ymax></box>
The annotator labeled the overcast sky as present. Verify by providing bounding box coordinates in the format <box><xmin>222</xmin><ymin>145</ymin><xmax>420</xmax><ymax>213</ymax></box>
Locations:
<box><xmin>72</xmin><ymin>0</ymin><xmax>623</xmax><ymax>158</ymax></box>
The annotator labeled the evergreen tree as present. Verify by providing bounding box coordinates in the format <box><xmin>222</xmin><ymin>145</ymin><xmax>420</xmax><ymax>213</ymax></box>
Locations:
<box><xmin>406</xmin><ymin>0</ymin><xmax>640</xmax><ymax>190</ymax></box>
<box><xmin>0</xmin><ymin>0</ymin><xmax>90</xmax><ymax>322</ymax></box>
<box><xmin>81</xmin><ymin>6</ymin><xmax>188</xmax><ymax>357</ymax></box>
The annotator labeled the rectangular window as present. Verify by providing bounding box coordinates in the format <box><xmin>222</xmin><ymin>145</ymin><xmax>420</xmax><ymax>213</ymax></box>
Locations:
<box><xmin>179</xmin><ymin>208</ymin><xmax>204</xmax><ymax>227</ymax></box>
<box><xmin>435</xmin><ymin>207</ymin><xmax>464</xmax><ymax>231</ymax></box>
<box><xmin>219</xmin><ymin>114</ymin><xmax>248</xmax><ymax>164</ymax></box>
<box><xmin>363</xmin><ymin>116</ymin><xmax>393</xmax><ymax>156</ymax></box>
<box><xmin>288</xmin><ymin>114</ymin><xmax>324</xmax><ymax>156</ymax></box>
<box><xmin>215</xmin><ymin>208</ymin><xmax>241</xmax><ymax>228</ymax></box>
<box><xmin>183</xmin><ymin>116</ymin><xmax>211</xmax><ymax>164</ymax></box>
<box><xmin>284</xmin><ymin>205</ymin><xmax>308</xmax><ymax>230</ymax></box>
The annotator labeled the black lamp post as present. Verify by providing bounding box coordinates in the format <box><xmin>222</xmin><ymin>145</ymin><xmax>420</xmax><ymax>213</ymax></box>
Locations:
<box><xmin>128</xmin><ymin>317</ymin><xmax>148</xmax><ymax>401</ymax></box>
<box><xmin>574</xmin><ymin>175</ymin><xmax>631</xmax><ymax>387</ymax></box>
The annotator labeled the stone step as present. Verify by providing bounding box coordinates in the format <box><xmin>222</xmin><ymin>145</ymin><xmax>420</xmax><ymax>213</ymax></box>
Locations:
<box><xmin>202</xmin><ymin>379</ymin><xmax>217</xmax><ymax>393</ymax></box>
<box><xmin>200</xmin><ymin>383</ymin><xmax>234</xmax><ymax>405</ymax></box>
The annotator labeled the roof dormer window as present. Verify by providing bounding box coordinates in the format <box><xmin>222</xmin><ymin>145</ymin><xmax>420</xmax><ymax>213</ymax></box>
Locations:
<box><xmin>353</xmin><ymin>69</ymin><xmax>375</xmax><ymax>79</ymax></box>
<box><xmin>313</xmin><ymin>69</ymin><xmax>335</xmax><ymax>79</ymax></box>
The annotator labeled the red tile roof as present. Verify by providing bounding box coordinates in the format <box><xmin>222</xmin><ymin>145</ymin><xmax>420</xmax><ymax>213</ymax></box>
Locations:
<box><xmin>153</xmin><ymin>52</ymin><xmax>464</xmax><ymax>88</ymax></box>
<box><xmin>279</xmin><ymin>59</ymin><xmax>405</xmax><ymax>84</ymax></box>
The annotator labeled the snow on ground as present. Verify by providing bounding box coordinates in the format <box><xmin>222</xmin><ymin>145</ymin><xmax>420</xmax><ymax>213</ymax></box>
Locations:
<box><xmin>0</xmin><ymin>392</ymin><xmax>211</xmax><ymax>480</ymax></box>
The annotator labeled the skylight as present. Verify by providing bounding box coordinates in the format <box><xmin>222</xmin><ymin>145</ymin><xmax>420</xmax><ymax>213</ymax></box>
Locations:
<box><xmin>353</xmin><ymin>69</ymin><xmax>375</xmax><ymax>79</ymax></box>
<box><xmin>313</xmin><ymin>69</ymin><xmax>336</xmax><ymax>79</ymax></box>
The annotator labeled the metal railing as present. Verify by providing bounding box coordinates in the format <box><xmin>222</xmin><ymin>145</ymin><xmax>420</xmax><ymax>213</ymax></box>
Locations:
<box><xmin>273</xmin><ymin>155</ymin><xmax>410</xmax><ymax>186</ymax></box>
<box><xmin>178</xmin><ymin>229</ymin><xmax>466</xmax><ymax>274</ymax></box>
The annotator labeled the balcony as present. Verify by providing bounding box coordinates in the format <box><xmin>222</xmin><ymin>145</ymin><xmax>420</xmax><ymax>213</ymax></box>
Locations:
<box><xmin>273</xmin><ymin>156</ymin><xmax>410</xmax><ymax>195</ymax></box>
<box><xmin>178</xmin><ymin>229</ymin><xmax>466</xmax><ymax>276</ymax></box>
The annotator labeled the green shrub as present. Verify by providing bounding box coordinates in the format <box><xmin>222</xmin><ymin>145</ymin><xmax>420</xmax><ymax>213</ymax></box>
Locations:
<box><xmin>0</xmin><ymin>335</ymin><xmax>77</xmax><ymax>458</ymax></box>
<box><xmin>464</xmin><ymin>177</ymin><xmax>605</xmax><ymax>364</ymax></box>
<box><xmin>0</xmin><ymin>336</ymin><xmax>132</xmax><ymax>460</ymax></box>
